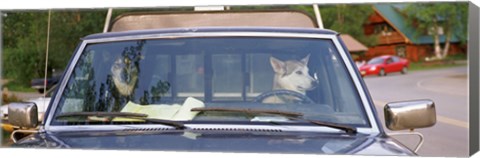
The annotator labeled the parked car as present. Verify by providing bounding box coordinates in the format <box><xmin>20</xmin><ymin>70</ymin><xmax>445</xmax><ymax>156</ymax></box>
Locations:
<box><xmin>6</xmin><ymin>11</ymin><xmax>435</xmax><ymax>156</ymax></box>
<box><xmin>359</xmin><ymin>55</ymin><xmax>409</xmax><ymax>77</ymax></box>
<box><xmin>30</xmin><ymin>70</ymin><xmax>62</xmax><ymax>94</ymax></box>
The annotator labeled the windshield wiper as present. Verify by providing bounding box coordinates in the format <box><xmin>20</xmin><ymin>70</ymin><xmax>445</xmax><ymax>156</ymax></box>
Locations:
<box><xmin>191</xmin><ymin>107</ymin><xmax>303</xmax><ymax>118</ymax></box>
<box><xmin>55</xmin><ymin>112</ymin><xmax>186</xmax><ymax>129</ymax></box>
<box><xmin>190</xmin><ymin>107</ymin><xmax>356</xmax><ymax>134</ymax></box>
<box><xmin>291</xmin><ymin>118</ymin><xmax>357</xmax><ymax>134</ymax></box>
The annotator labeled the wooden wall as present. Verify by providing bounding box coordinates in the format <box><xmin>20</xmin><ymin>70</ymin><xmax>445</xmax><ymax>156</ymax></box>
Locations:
<box><xmin>362</xmin><ymin>10</ymin><xmax>466</xmax><ymax>63</ymax></box>
<box><xmin>377</xmin><ymin>32</ymin><xmax>406</xmax><ymax>45</ymax></box>
<box><xmin>364</xmin><ymin>12</ymin><xmax>385</xmax><ymax>35</ymax></box>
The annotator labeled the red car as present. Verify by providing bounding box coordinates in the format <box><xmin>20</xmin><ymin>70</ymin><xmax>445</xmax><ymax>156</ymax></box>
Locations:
<box><xmin>359</xmin><ymin>55</ymin><xmax>409</xmax><ymax>77</ymax></box>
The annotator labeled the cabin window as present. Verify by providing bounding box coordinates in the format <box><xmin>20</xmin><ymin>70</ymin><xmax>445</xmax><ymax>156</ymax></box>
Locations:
<box><xmin>395</xmin><ymin>46</ymin><xmax>406</xmax><ymax>58</ymax></box>
<box><xmin>374</xmin><ymin>23</ymin><xmax>394</xmax><ymax>35</ymax></box>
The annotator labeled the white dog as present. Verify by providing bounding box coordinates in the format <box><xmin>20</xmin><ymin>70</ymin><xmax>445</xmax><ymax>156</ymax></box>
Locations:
<box><xmin>263</xmin><ymin>54</ymin><xmax>317</xmax><ymax>103</ymax></box>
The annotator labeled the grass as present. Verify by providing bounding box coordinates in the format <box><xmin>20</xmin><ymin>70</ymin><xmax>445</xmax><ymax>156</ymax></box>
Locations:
<box><xmin>408</xmin><ymin>53</ymin><xmax>467</xmax><ymax>71</ymax></box>
<box><xmin>2</xmin><ymin>81</ymin><xmax>36</xmax><ymax>93</ymax></box>
<box><xmin>445</xmin><ymin>53</ymin><xmax>467</xmax><ymax>61</ymax></box>
<box><xmin>409</xmin><ymin>60</ymin><xmax>467</xmax><ymax>71</ymax></box>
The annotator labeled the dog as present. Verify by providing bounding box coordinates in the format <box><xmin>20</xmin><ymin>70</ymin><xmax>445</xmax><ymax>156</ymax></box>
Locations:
<box><xmin>263</xmin><ymin>54</ymin><xmax>317</xmax><ymax>103</ymax></box>
<box><xmin>111</xmin><ymin>56</ymin><xmax>139</xmax><ymax>96</ymax></box>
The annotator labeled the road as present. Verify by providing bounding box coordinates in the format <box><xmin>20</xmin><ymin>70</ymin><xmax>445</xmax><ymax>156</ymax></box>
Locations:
<box><xmin>363</xmin><ymin>66</ymin><xmax>468</xmax><ymax>157</ymax></box>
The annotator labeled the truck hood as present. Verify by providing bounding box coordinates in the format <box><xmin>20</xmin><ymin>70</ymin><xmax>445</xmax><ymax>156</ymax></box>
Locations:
<box><xmin>13</xmin><ymin>130</ymin><xmax>415</xmax><ymax>156</ymax></box>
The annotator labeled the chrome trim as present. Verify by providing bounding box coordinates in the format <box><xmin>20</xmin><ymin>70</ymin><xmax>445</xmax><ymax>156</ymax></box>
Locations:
<box><xmin>44</xmin><ymin>31</ymin><xmax>380</xmax><ymax>133</ymax></box>
<box><xmin>11</xmin><ymin>129</ymin><xmax>38</xmax><ymax>143</ymax></box>
<box><xmin>384</xmin><ymin>99</ymin><xmax>436</xmax><ymax>131</ymax></box>
<box><xmin>82</xmin><ymin>32</ymin><xmax>338</xmax><ymax>44</ymax></box>
<box><xmin>330</xmin><ymin>37</ymin><xmax>380</xmax><ymax>133</ymax></box>
<box><xmin>46</xmin><ymin>124</ymin><xmax>377</xmax><ymax>134</ymax></box>
<box><xmin>44</xmin><ymin>42</ymin><xmax>88</xmax><ymax>127</ymax></box>
<box><xmin>8</xmin><ymin>102</ymin><xmax>39</xmax><ymax>128</ymax></box>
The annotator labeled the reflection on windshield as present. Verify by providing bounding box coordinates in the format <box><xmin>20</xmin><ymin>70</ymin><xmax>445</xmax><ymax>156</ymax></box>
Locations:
<box><xmin>53</xmin><ymin>37</ymin><xmax>368</xmax><ymax>127</ymax></box>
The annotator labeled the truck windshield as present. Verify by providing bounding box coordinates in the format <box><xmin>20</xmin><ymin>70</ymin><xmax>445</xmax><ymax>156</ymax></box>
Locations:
<box><xmin>51</xmin><ymin>36</ymin><xmax>369</xmax><ymax>127</ymax></box>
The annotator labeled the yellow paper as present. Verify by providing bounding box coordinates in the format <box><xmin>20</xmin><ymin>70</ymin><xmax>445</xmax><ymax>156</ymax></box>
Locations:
<box><xmin>114</xmin><ymin>97</ymin><xmax>205</xmax><ymax>121</ymax></box>
<box><xmin>172</xmin><ymin>97</ymin><xmax>205</xmax><ymax>120</ymax></box>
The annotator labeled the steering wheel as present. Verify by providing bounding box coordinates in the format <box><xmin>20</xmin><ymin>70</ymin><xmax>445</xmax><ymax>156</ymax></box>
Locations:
<box><xmin>254</xmin><ymin>89</ymin><xmax>315</xmax><ymax>104</ymax></box>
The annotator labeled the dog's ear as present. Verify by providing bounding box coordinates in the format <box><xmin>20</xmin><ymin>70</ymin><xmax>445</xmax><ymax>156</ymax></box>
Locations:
<box><xmin>270</xmin><ymin>56</ymin><xmax>285</xmax><ymax>74</ymax></box>
<box><xmin>301</xmin><ymin>54</ymin><xmax>310</xmax><ymax>65</ymax></box>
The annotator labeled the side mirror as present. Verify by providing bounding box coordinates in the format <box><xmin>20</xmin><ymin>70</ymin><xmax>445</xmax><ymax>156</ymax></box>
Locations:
<box><xmin>8</xmin><ymin>102</ymin><xmax>39</xmax><ymax>128</ymax></box>
<box><xmin>384</xmin><ymin>99</ymin><xmax>436</xmax><ymax>131</ymax></box>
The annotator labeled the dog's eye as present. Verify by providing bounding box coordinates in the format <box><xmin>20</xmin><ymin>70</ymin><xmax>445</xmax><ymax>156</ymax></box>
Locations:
<box><xmin>296</xmin><ymin>71</ymin><xmax>303</xmax><ymax>75</ymax></box>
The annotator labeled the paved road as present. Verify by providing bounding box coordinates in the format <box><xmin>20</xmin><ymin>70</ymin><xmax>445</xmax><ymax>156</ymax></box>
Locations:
<box><xmin>363</xmin><ymin>66</ymin><xmax>468</xmax><ymax>157</ymax></box>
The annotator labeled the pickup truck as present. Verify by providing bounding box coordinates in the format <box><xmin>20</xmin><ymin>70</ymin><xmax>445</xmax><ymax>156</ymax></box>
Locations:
<box><xmin>6</xmin><ymin>10</ymin><xmax>436</xmax><ymax>156</ymax></box>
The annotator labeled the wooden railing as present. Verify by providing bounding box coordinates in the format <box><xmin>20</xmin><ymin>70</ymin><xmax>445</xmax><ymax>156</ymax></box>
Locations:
<box><xmin>377</xmin><ymin>32</ymin><xmax>405</xmax><ymax>45</ymax></box>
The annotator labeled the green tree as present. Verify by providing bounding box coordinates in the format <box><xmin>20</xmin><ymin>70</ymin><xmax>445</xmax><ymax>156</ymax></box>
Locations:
<box><xmin>2</xmin><ymin>5</ymin><xmax>377</xmax><ymax>88</ymax></box>
<box><xmin>2</xmin><ymin>8</ymin><xmax>196</xmax><ymax>88</ymax></box>
<box><xmin>2</xmin><ymin>10</ymin><xmax>106</xmax><ymax>86</ymax></box>
<box><xmin>3</xmin><ymin>12</ymin><xmax>52</xmax><ymax>85</ymax></box>
<box><xmin>403</xmin><ymin>2</ymin><xmax>468</xmax><ymax>59</ymax></box>
<box><xmin>231</xmin><ymin>4</ymin><xmax>376</xmax><ymax>46</ymax></box>
<box><xmin>319</xmin><ymin>4</ymin><xmax>377</xmax><ymax>46</ymax></box>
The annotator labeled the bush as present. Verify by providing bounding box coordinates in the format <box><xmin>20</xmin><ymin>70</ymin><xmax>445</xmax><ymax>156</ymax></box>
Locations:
<box><xmin>2</xmin><ymin>89</ymin><xmax>23</xmax><ymax>105</ymax></box>
<box><xmin>445</xmin><ymin>53</ymin><xmax>467</xmax><ymax>60</ymax></box>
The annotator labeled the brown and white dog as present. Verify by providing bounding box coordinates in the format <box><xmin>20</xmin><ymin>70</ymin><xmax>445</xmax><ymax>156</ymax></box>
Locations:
<box><xmin>263</xmin><ymin>54</ymin><xmax>317</xmax><ymax>103</ymax></box>
<box><xmin>111</xmin><ymin>56</ymin><xmax>139</xmax><ymax>96</ymax></box>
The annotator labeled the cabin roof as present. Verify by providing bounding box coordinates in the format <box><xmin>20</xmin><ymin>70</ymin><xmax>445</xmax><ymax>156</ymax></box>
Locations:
<box><xmin>373</xmin><ymin>3</ymin><xmax>460</xmax><ymax>44</ymax></box>
<box><xmin>340</xmin><ymin>34</ymin><xmax>368</xmax><ymax>52</ymax></box>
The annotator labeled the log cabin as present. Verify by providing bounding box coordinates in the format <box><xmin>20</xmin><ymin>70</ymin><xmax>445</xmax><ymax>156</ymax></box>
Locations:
<box><xmin>364</xmin><ymin>4</ymin><xmax>465</xmax><ymax>62</ymax></box>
